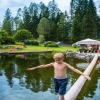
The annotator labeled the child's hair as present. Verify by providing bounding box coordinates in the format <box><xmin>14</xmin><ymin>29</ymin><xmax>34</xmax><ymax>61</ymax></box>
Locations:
<box><xmin>53</xmin><ymin>52</ymin><xmax>64</xmax><ymax>59</ymax></box>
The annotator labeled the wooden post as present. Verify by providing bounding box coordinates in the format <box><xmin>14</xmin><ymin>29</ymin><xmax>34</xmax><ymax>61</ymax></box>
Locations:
<box><xmin>64</xmin><ymin>54</ymin><xmax>99</xmax><ymax>100</ymax></box>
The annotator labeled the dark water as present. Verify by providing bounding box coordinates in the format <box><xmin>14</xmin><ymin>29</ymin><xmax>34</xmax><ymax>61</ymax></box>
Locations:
<box><xmin>0</xmin><ymin>53</ymin><xmax>100</xmax><ymax>100</ymax></box>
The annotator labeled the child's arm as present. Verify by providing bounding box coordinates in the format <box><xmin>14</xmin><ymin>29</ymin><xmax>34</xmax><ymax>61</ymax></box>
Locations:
<box><xmin>65</xmin><ymin>63</ymin><xmax>91</xmax><ymax>81</ymax></box>
<box><xmin>27</xmin><ymin>63</ymin><xmax>53</xmax><ymax>71</ymax></box>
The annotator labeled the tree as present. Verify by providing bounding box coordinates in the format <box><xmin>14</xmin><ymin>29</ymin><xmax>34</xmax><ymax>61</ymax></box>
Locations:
<box><xmin>49</xmin><ymin>20</ymin><xmax>57</xmax><ymax>41</ymax></box>
<box><xmin>2</xmin><ymin>8</ymin><xmax>13</xmax><ymax>35</ymax></box>
<box><xmin>13</xmin><ymin>8</ymin><xmax>23</xmax><ymax>30</ymax></box>
<box><xmin>39</xmin><ymin>2</ymin><xmax>49</xmax><ymax>18</ymax></box>
<box><xmin>14</xmin><ymin>29</ymin><xmax>33</xmax><ymax>41</ymax></box>
<box><xmin>0</xmin><ymin>30</ymin><xmax>8</xmax><ymax>44</ymax></box>
<box><xmin>22</xmin><ymin>6</ymin><xmax>31</xmax><ymax>31</ymax></box>
<box><xmin>72</xmin><ymin>17</ymin><xmax>82</xmax><ymax>42</ymax></box>
<box><xmin>70</xmin><ymin>0</ymin><xmax>98</xmax><ymax>41</ymax></box>
<box><xmin>96</xmin><ymin>15</ymin><xmax>100</xmax><ymax>37</ymax></box>
<box><xmin>37</xmin><ymin>17</ymin><xmax>50</xmax><ymax>40</ymax></box>
<box><xmin>48</xmin><ymin>0</ymin><xmax>60</xmax><ymax>19</ymax></box>
<box><xmin>57</xmin><ymin>13</ymin><xmax>69</xmax><ymax>41</ymax></box>
<box><xmin>29</xmin><ymin>3</ymin><xmax>39</xmax><ymax>38</ymax></box>
<box><xmin>47</xmin><ymin>0</ymin><xmax>61</xmax><ymax>41</ymax></box>
<box><xmin>82</xmin><ymin>0</ymin><xmax>97</xmax><ymax>38</ymax></box>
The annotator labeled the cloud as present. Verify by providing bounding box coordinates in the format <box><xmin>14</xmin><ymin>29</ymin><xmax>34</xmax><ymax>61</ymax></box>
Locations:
<box><xmin>0</xmin><ymin>0</ymin><xmax>99</xmax><ymax>23</ymax></box>
<box><xmin>94</xmin><ymin>0</ymin><xmax>100</xmax><ymax>15</ymax></box>
<box><xmin>8</xmin><ymin>1</ymin><xmax>25</xmax><ymax>7</ymax></box>
<box><xmin>0</xmin><ymin>0</ymin><xmax>70</xmax><ymax>23</ymax></box>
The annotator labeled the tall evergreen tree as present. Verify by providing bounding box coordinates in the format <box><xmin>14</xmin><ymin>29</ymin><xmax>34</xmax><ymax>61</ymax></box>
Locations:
<box><xmin>39</xmin><ymin>2</ymin><xmax>49</xmax><ymax>18</ymax></box>
<box><xmin>48</xmin><ymin>0</ymin><xmax>60</xmax><ymax>20</ymax></box>
<box><xmin>96</xmin><ymin>15</ymin><xmax>100</xmax><ymax>37</ymax></box>
<box><xmin>29</xmin><ymin>3</ymin><xmax>39</xmax><ymax>38</ymax></box>
<box><xmin>82</xmin><ymin>0</ymin><xmax>97</xmax><ymax>38</ymax></box>
<box><xmin>23</xmin><ymin>6</ymin><xmax>31</xmax><ymax>31</ymax></box>
<box><xmin>48</xmin><ymin>0</ymin><xmax>61</xmax><ymax>41</ymax></box>
<box><xmin>2</xmin><ymin>8</ymin><xmax>13</xmax><ymax>35</ymax></box>
<box><xmin>71</xmin><ymin>0</ymin><xmax>86</xmax><ymax>41</ymax></box>
<box><xmin>57</xmin><ymin>13</ymin><xmax>68</xmax><ymax>42</ymax></box>
<box><xmin>70</xmin><ymin>0</ymin><xmax>98</xmax><ymax>41</ymax></box>
<box><xmin>13</xmin><ymin>8</ymin><xmax>23</xmax><ymax>30</ymax></box>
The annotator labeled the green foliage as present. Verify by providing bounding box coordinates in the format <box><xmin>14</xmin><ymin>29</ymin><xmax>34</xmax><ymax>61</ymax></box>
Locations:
<box><xmin>72</xmin><ymin>43</ymin><xmax>77</xmax><ymax>48</ymax></box>
<box><xmin>47</xmin><ymin>43</ymin><xmax>59</xmax><ymax>47</ymax></box>
<box><xmin>38</xmin><ymin>35</ymin><xmax>45</xmax><ymax>43</ymax></box>
<box><xmin>0</xmin><ymin>34</ymin><xmax>2</xmax><ymax>44</ymax></box>
<box><xmin>70</xmin><ymin>0</ymin><xmax>98</xmax><ymax>41</ymax></box>
<box><xmin>0</xmin><ymin>30</ymin><xmax>15</xmax><ymax>44</ymax></box>
<box><xmin>14</xmin><ymin>29</ymin><xmax>33</xmax><ymax>41</ymax></box>
<box><xmin>2</xmin><ymin>8</ymin><xmax>13</xmax><ymax>35</ymax></box>
<box><xmin>3</xmin><ymin>36</ymin><xmax>15</xmax><ymax>44</ymax></box>
<box><xmin>57</xmin><ymin>13</ymin><xmax>69</xmax><ymax>41</ymax></box>
<box><xmin>0</xmin><ymin>30</ymin><xmax>8</xmax><ymax>43</ymax></box>
<box><xmin>37</xmin><ymin>17</ymin><xmax>50</xmax><ymax>36</ymax></box>
<box><xmin>44</xmin><ymin>41</ymin><xmax>52</xmax><ymax>47</ymax></box>
<box><xmin>1</xmin><ymin>0</ymin><xmax>99</xmax><ymax>42</ymax></box>
<box><xmin>44</xmin><ymin>41</ymin><xmax>59</xmax><ymax>47</ymax></box>
<box><xmin>25</xmin><ymin>40</ymin><xmax>39</xmax><ymax>46</ymax></box>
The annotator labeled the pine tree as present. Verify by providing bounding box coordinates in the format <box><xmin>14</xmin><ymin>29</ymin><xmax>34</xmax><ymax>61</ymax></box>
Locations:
<box><xmin>82</xmin><ymin>0</ymin><xmax>97</xmax><ymax>38</ymax></box>
<box><xmin>13</xmin><ymin>8</ymin><xmax>23</xmax><ymax>30</ymax></box>
<box><xmin>57</xmin><ymin>13</ymin><xmax>68</xmax><ymax>42</ymax></box>
<box><xmin>23</xmin><ymin>6</ymin><xmax>31</xmax><ymax>31</ymax></box>
<box><xmin>2</xmin><ymin>8</ymin><xmax>13</xmax><ymax>35</ymax></box>
<box><xmin>29</xmin><ymin>3</ymin><xmax>39</xmax><ymax>38</ymax></box>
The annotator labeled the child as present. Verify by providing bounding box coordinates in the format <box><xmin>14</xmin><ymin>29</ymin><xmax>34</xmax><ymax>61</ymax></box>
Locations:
<box><xmin>27</xmin><ymin>52</ymin><xmax>91</xmax><ymax>100</ymax></box>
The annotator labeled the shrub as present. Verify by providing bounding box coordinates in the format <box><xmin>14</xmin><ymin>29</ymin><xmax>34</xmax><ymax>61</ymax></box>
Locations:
<box><xmin>14</xmin><ymin>29</ymin><xmax>33</xmax><ymax>42</ymax></box>
<box><xmin>0</xmin><ymin>30</ymin><xmax>8</xmax><ymax>44</ymax></box>
<box><xmin>44</xmin><ymin>41</ymin><xmax>59</xmax><ymax>47</ymax></box>
<box><xmin>72</xmin><ymin>43</ymin><xmax>77</xmax><ymax>48</ymax></box>
<box><xmin>30</xmin><ymin>40</ymin><xmax>39</xmax><ymax>45</ymax></box>
<box><xmin>44</xmin><ymin>41</ymin><xmax>52</xmax><ymax>47</ymax></box>
<box><xmin>4</xmin><ymin>36</ymin><xmax>15</xmax><ymax>44</ymax></box>
<box><xmin>0</xmin><ymin>30</ymin><xmax>15</xmax><ymax>44</ymax></box>
<box><xmin>25</xmin><ymin>40</ymin><xmax>39</xmax><ymax>46</ymax></box>
<box><xmin>47</xmin><ymin>43</ymin><xmax>59</xmax><ymax>47</ymax></box>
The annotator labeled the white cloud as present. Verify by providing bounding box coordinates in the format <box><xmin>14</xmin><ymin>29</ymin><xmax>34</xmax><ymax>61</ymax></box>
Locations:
<box><xmin>94</xmin><ymin>0</ymin><xmax>100</xmax><ymax>15</ymax></box>
<box><xmin>0</xmin><ymin>0</ymin><xmax>99</xmax><ymax>23</ymax></box>
<box><xmin>0</xmin><ymin>0</ymin><xmax>71</xmax><ymax>23</ymax></box>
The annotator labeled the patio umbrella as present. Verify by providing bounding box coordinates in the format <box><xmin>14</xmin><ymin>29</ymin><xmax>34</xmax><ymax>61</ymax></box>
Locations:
<box><xmin>75</xmin><ymin>38</ymin><xmax>100</xmax><ymax>45</ymax></box>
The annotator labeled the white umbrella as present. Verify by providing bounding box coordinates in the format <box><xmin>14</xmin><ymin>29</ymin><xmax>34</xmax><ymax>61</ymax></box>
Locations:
<box><xmin>75</xmin><ymin>38</ymin><xmax>100</xmax><ymax>45</ymax></box>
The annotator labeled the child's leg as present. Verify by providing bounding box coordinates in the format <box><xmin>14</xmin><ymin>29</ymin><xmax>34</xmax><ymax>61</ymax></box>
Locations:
<box><xmin>59</xmin><ymin>95</ymin><xmax>65</xmax><ymax>100</ymax></box>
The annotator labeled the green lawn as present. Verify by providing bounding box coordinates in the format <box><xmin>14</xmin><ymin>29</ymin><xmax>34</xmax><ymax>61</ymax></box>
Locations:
<box><xmin>0</xmin><ymin>44</ymin><xmax>78</xmax><ymax>53</ymax></box>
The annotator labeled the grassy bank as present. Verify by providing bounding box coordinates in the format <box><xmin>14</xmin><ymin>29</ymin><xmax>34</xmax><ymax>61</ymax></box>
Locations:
<box><xmin>0</xmin><ymin>44</ymin><xmax>78</xmax><ymax>52</ymax></box>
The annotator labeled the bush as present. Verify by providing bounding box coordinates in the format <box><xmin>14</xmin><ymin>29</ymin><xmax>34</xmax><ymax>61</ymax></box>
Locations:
<box><xmin>14</xmin><ymin>29</ymin><xmax>33</xmax><ymax>42</ymax></box>
<box><xmin>0</xmin><ymin>30</ymin><xmax>15</xmax><ymax>44</ymax></box>
<box><xmin>30</xmin><ymin>40</ymin><xmax>39</xmax><ymax>45</ymax></box>
<box><xmin>47</xmin><ymin>43</ymin><xmax>59</xmax><ymax>47</ymax></box>
<box><xmin>24</xmin><ymin>40</ymin><xmax>39</xmax><ymax>46</ymax></box>
<box><xmin>72</xmin><ymin>43</ymin><xmax>77</xmax><ymax>48</ymax></box>
<box><xmin>4</xmin><ymin>37</ymin><xmax>15</xmax><ymax>44</ymax></box>
<box><xmin>0</xmin><ymin>30</ymin><xmax>8</xmax><ymax>44</ymax></box>
<box><xmin>44</xmin><ymin>41</ymin><xmax>59</xmax><ymax>47</ymax></box>
<box><xmin>44</xmin><ymin>41</ymin><xmax>53</xmax><ymax>47</ymax></box>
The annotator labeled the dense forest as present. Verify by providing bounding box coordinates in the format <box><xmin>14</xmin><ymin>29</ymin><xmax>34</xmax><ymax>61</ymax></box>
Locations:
<box><xmin>0</xmin><ymin>0</ymin><xmax>100</xmax><ymax>44</ymax></box>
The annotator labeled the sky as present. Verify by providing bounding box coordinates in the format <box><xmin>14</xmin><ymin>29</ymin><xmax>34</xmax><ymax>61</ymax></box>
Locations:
<box><xmin>0</xmin><ymin>0</ymin><xmax>100</xmax><ymax>23</ymax></box>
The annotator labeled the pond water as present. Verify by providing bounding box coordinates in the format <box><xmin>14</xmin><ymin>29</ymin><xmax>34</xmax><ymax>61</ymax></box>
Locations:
<box><xmin>0</xmin><ymin>53</ymin><xmax>100</xmax><ymax>100</ymax></box>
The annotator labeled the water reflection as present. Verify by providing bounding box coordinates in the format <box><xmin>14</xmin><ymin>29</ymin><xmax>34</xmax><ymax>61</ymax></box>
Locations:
<box><xmin>0</xmin><ymin>54</ymin><xmax>100</xmax><ymax>100</ymax></box>
<box><xmin>76</xmin><ymin>64</ymin><xmax>100</xmax><ymax>100</ymax></box>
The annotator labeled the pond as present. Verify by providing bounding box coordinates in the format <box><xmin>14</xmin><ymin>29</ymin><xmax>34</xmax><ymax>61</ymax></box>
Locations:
<box><xmin>0</xmin><ymin>53</ymin><xmax>100</xmax><ymax>100</ymax></box>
